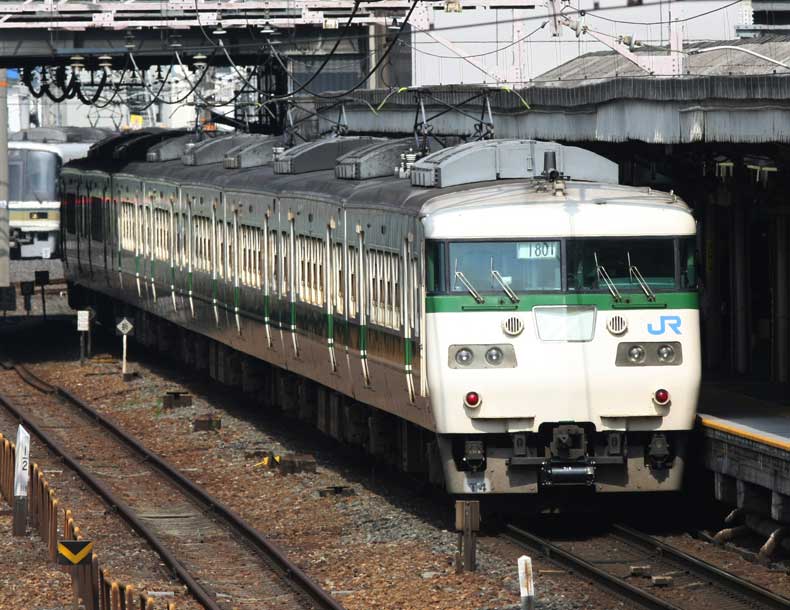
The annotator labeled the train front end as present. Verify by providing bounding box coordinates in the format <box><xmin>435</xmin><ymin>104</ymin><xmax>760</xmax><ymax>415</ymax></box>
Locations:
<box><xmin>8</xmin><ymin>143</ymin><xmax>62</xmax><ymax>259</ymax></box>
<box><xmin>423</xmin><ymin>182</ymin><xmax>701</xmax><ymax>496</ymax></box>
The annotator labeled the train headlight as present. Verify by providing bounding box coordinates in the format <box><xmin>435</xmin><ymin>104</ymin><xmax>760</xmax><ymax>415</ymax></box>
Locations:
<box><xmin>455</xmin><ymin>348</ymin><xmax>474</xmax><ymax>366</ymax></box>
<box><xmin>485</xmin><ymin>347</ymin><xmax>504</xmax><ymax>366</ymax></box>
<box><xmin>627</xmin><ymin>344</ymin><xmax>646</xmax><ymax>363</ymax></box>
<box><xmin>657</xmin><ymin>344</ymin><xmax>676</xmax><ymax>363</ymax></box>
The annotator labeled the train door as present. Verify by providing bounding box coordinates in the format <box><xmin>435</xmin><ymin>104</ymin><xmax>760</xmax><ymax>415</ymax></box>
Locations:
<box><xmin>76</xmin><ymin>182</ymin><xmax>87</xmax><ymax>273</ymax></box>
<box><xmin>101</xmin><ymin>184</ymin><xmax>110</xmax><ymax>277</ymax></box>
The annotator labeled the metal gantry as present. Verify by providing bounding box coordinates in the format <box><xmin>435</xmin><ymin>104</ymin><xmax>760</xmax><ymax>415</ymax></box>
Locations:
<box><xmin>0</xmin><ymin>0</ymin><xmax>534</xmax><ymax>31</ymax></box>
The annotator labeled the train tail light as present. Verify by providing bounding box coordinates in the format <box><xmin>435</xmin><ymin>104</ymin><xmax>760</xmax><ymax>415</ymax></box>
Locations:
<box><xmin>464</xmin><ymin>391</ymin><xmax>481</xmax><ymax>408</ymax></box>
<box><xmin>653</xmin><ymin>388</ymin><xmax>670</xmax><ymax>406</ymax></box>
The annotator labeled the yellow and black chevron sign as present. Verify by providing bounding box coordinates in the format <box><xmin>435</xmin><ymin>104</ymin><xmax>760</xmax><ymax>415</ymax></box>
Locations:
<box><xmin>57</xmin><ymin>540</ymin><xmax>94</xmax><ymax>565</ymax></box>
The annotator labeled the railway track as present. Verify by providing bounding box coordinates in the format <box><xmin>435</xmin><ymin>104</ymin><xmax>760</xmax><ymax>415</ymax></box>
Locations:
<box><xmin>0</xmin><ymin>361</ymin><xmax>345</xmax><ymax>610</ymax></box>
<box><xmin>503</xmin><ymin>522</ymin><xmax>790</xmax><ymax>610</ymax></box>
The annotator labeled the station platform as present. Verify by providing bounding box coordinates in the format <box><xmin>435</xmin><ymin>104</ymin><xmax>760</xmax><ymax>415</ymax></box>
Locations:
<box><xmin>698</xmin><ymin>384</ymin><xmax>790</xmax><ymax>523</ymax></box>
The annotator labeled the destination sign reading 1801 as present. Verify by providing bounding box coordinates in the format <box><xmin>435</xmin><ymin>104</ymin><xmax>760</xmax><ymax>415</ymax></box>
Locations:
<box><xmin>517</xmin><ymin>241</ymin><xmax>559</xmax><ymax>260</ymax></box>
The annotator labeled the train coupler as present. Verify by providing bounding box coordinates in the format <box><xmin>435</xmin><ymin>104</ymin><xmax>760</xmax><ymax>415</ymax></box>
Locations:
<box><xmin>540</xmin><ymin>462</ymin><xmax>596</xmax><ymax>487</ymax></box>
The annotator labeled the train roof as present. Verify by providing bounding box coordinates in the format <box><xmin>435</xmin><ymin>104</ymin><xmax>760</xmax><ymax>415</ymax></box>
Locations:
<box><xmin>422</xmin><ymin>182</ymin><xmax>695</xmax><ymax>239</ymax></box>
<box><xmin>10</xmin><ymin>126</ymin><xmax>113</xmax><ymax>144</ymax></box>
<box><xmin>11</xmin><ymin>140</ymin><xmax>94</xmax><ymax>164</ymax></box>
<box><xmin>64</xmin><ymin>131</ymin><xmax>694</xmax><ymax>235</ymax></box>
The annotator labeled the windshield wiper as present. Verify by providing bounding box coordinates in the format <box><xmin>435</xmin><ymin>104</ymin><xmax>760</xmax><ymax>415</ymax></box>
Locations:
<box><xmin>627</xmin><ymin>252</ymin><xmax>656</xmax><ymax>301</ymax></box>
<box><xmin>594</xmin><ymin>251</ymin><xmax>622</xmax><ymax>302</ymax></box>
<box><xmin>490</xmin><ymin>258</ymin><xmax>519</xmax><ymax>303</ymax></box>
<box><xmin>454</xmin><ymin>261</ymin><xmax>485</xmax><ymax>304</ymax></box>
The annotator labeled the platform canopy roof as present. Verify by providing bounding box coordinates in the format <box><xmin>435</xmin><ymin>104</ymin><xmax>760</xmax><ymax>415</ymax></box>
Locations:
<box><xmin>313</xmin><ymin>35</ymin><xmax>790</xmax><ymax>144</ymax></box>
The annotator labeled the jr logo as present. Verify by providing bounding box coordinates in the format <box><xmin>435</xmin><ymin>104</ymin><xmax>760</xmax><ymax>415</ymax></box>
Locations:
<box><xmin>647</xmin><ymin>315</ymin><xmax>682</xmax><ymax>336</ymax></box>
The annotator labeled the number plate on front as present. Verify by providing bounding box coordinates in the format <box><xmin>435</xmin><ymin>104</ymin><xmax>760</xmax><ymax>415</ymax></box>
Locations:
<box><xmin>517</xmin><ymin>241</ymin><xmax>559</xmax><ymax>259</ymax></box>
<box><xmin>463</xmin><ymin>472</ymin><xmax>490</xmax><ymax>493</ymax></box>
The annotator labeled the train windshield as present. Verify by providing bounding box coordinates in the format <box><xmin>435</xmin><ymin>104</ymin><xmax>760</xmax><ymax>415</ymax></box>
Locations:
<box><xmin>8</xmin><ymin>149</ymin><xmax>60</xmax><ymax>202</ymax></box>
<box><xmin>448</xmin><ymin>240</ymin><xmax>562</xmax><ymax>293</ymax></box>
<box><xmin>567</xmin><ymin>238</ymin><xmax>677</xmax><ymax>292</ymax></box>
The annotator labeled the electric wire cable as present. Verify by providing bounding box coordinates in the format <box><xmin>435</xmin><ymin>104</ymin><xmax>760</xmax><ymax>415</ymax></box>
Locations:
<box><xmin>263</xmin><ymin>0</ymin><xmax>420</xmax><ymax>104</ymax></box>
<box><xmin>91</xmin><ymin>64</ymin><xmax>131</xmax><ymax>110</ymax></box>
<box><xmin>175</xmin><ymin>0</ymin><xmax>746</xmax><ymax>54</ymax></box>
<box><xmin>129</xmin><ymin>53</ymin><xmax>178</xmax><ymax>108</ymax></box>
<box><xmin>74</xmin><ymin>71</ymin><xmax>109</xmax><ymax>105</ymax></box>
<box><xmin>402</xmin><ymin>21</ymin><xmax>547</xmax><ymax>60</ymax></box>
<box><xmin>583</xmin><ymin>0</ymin><xmax>742</xmax><ymax>26</ymax></box>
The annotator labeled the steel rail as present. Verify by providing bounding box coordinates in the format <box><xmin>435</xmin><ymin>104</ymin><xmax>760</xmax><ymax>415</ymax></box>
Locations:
<box><xmin>503</xmin><ymin>524</ymin><xmax>684</xmax><ymax>610</ymax></box>
<box><xmin>0</xmin><ymin>362</ymin><xmax>346</xmax><ymax>610</ymax></box>
<box><xmin>0</xmin><ymin>388</ymin><xmax>229</xmax><ymax>610</ymax></box>
<box><xmin>611</xmin><ymin>524</ymin><xmax>790</xmax><ymax>610</ymax></box>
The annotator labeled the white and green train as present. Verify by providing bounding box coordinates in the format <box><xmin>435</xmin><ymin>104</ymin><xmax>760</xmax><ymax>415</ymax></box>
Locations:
<box><xmin>62</xmin><ymin>133</ymin><xmax>700</xmax><ymax>497</ymax></box>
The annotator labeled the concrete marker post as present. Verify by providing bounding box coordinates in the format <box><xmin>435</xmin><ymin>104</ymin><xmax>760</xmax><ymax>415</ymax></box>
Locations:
<box><xmin>518</xmin><ymin>555</ymin><xmax>535</xmax><ymax>610</ymax></box>
<box><xmin>12</xmin><ymin>425</ymin><xmax>30</xmax><ymax>536</ymax></box>
<box><xmin>77</xmin><ymin>310</ymin><xmax>90</xmax><ymax>365</ymax></box>
<box><xmin>122</xmin><ymin>333</ymin><xmax>128</xmax><ymax>378</ymax></box>
<box><xmin>454</xmin><ymin>500</ymin><xmax>480</xmax><ymax>572</ymax></box>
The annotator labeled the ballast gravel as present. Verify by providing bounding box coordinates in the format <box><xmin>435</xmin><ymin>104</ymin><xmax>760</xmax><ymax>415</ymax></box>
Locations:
<box><xmin>1</xmin><ymin>318</ymin><xmax>685</xmax><ymax>610</ymax></box>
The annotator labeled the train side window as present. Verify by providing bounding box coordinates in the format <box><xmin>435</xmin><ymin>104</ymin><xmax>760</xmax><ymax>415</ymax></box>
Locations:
<box><xmin>90</xmin><ymin>196</ymin><xmax>103</xmax><ymax>242</ymax></box>
<box><xmin>282</xmin><ymin>230</ymin><xmax>289</xmax><ymax>296</ymax></box>
<box><xmin>679</xmin><ymin>236</ymin><xmax>698</xmax><ymax>289</ymax></box>
<box><xmin>333</xmin><ymin>242</ymin><xmax>344</xmax><ymax>315</ymax></box>
<box><xmin>268</xmin><ymin>229</ymin><xmax>278</xmax><ymax>295</ymax></box>
<box><xmin>255</xmin><ymin>227</ymin><xmax>262</xmax><ymax>289</ymax></box>
<box><xmin>425</xmin><ymin>240</ymin><xmax>446</xmax><ymax>293</ymax></box>
<box><xmin>120</xmin><ymin>202</ymin><xmax>135</xmax><ymax>251</ymax></box>
<box><xmin>65</xmin><ymin>193</ymin><xmax>77</xmax><ymax>234</ymax></box>
<box><xmin>239</xmin><ymin>224</ymin><xmax>247</xmax><ymax>286</ymax></box>
<box><xmin>227</xmin><ymin>220</ymin><xmax>234</xmax><ymax>284</ymax></box>
<box><xmin>236</xmin><ymin>221</ymin><xmax>261</xmax><ymax>289</ymax></box>
<box><xmin>364</xmin><ymin>248</ymin><xmax>402</xmax><ymax>330</ymax></box>
<box><xmin>348</xmin><ymin>245</ymin><xmax>358</xmax><ymax>318</ymax></box>
<box><xmin>367</xmin><ymin>249</ymin><xmax>377</xmax><ymax>323</ymax></box>
<box><xmin>297</xmin><ymin>235</ymin><xmax>325</xmax><ymax>306</ymax></box>
<box><xmin>153</xmin><ymin>208</ymin><xmax>168</xmax><ymax>261</ymax></box>
<box><xmin>215</xmin><ymin>218</ymin><xmax>224</xmax><ymax>280</ymax></box>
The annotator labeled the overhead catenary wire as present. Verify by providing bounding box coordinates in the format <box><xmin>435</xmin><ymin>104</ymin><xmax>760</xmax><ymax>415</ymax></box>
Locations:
<box><xmin>41</xmin><ymin>0</ymin><xmax>764</xmax><ymax>120</ymax></box>
<box><xmin>118</xmin><ymin>0</ymin><xmax>744</xmax><ymax>58</ymax></box>
<box><xmin>401</xmin><ymin>21</ymin><xmax>547</xmax><ymax>60</ymax></box>
<box><xmin>583</xmin><ymin>0</ymin><xmax>742</xmax><ymax>26</ymax></box>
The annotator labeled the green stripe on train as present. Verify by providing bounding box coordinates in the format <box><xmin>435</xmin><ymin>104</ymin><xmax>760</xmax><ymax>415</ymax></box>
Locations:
<box><xmin>425</xmin><ymin>292</ymin><xmax>699</xmax><ymax>313</ymax></box>
<box><xmin>326</xmin><ymin>313</ymin><xmax>334</xmax><ymax>339</ymax></box>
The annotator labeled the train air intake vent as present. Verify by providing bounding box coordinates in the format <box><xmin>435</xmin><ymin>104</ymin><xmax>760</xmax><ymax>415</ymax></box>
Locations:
<box><xmin>502</xmin><ymin>315</ymin><xmax>525</xmax><ymax>337</ymax></box>
<box><xmin>223</xmin><ymin>137</ymin><xmax>278</xmax><ymax>169</ymax></box>
<box><xmin>410</xmin><ymin>139</ymin><xmax>619</xmax><ymax>188</ymax></box>
<box><xmin>335</xmin><ymin>138</ymin><xmax>415</xmax><ymax>180</ymax></box>
<box><xmin>273</xmin><ymin>137</ymin><xmax>379</xmax><ymax>175</ymax></box>
<box><xmin>182</xmin><ymin>134</ymin><xmax>256</xmax><ymax>166</ymax></box>
<box><xmin>606</xmin><ymin>315</ymin><xmax>628</xmax><ymax>336</ymax></box>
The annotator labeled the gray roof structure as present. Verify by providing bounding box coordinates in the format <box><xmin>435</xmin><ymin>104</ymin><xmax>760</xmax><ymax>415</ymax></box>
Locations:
<box><xmin>536</xmin><ymin>35</ymin><xmax>790</xmax><ymax>87</ymax></box>
<box><xmin>313</xmin><ymin>36</ymin><xmax>790</xmax><ymax>144</ymax></box>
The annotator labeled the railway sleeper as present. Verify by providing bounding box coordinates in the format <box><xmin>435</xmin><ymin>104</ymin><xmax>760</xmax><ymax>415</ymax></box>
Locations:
<box><xmin>68</xmin><ymin>289</ymin><xmax>435</xmax><ymax>485</ymax></box>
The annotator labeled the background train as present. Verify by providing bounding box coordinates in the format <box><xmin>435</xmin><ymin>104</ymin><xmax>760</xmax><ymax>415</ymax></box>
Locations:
<box><xmin>8</xmin><ymin>126</ymin><xmax>110</xmax><ymax>259</ymax></box>
<box><xmin>61</xmin><ymin>131</ymin><xmax>700</xmax><ymax>498</ymax></box>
